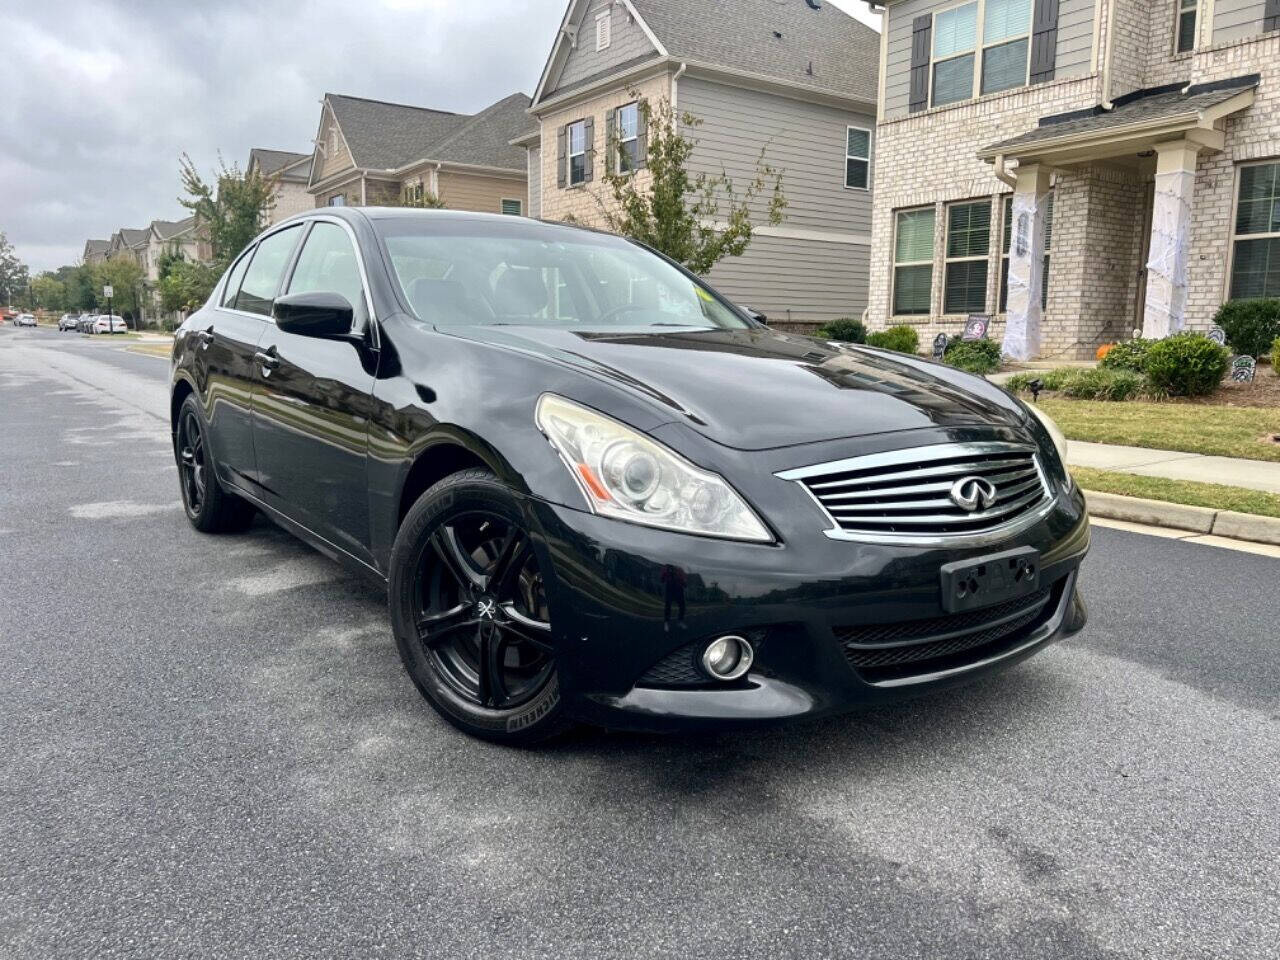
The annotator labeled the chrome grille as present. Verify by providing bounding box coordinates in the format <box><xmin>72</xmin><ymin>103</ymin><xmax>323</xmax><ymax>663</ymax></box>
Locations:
<box><xmin>777</xmin><ymin>442</ymin><xmax>1053</xmax><ymax>543</ymax></box>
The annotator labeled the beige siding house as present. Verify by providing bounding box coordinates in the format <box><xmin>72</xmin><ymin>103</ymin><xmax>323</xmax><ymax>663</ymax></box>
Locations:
<box><xmin>143</xmin><ymin>217</ymin><xmax>210</xmax><ymax>282</ymax></box>
<box><xmin>82</xmin><ymin>239</ymin><xmax>109</xmax><ymax>265</ymax></box>
<box><xmin>528</xmin><ymin>0</ymin><xmax>881</xmax><ymax>331</ymax></box>
<box><xmin>247</xmin><ymin>149</ymin><xmax>315</xmax><ymax>226</ymax></box>
<box><xmin>866</xmin><ymin>0</ymin><xmax>1280</xmax><ymax>359</ymax></box>
<box><xmin>306</xmin><ymin>92</ymin><xmax>531</xmax><ymax>215</ymax></box>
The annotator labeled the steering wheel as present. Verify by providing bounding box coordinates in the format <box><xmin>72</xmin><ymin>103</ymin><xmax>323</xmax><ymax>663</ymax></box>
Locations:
<box><xmin>595</xmin><ymin>303</ymin><xmax>651</xmax><ymax>325</ymax></box>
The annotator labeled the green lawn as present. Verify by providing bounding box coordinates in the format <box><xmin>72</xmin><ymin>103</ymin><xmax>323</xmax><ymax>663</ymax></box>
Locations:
<box><xmin>1073</xmin><ymin>467</ymin><xmax>1280</xmax><ymax>518</ymax></box>
<box><xmin>1039</xmin><ymin>396</ymin><xmax>1280</xmax><ymax>462</ymax></box>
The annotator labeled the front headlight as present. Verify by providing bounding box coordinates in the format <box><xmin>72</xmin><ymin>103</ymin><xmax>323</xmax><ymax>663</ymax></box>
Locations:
<box><xmin>1026</xmin><ymin>403</ymin><xmax>1072</xmax><ymax>488</ymax></box>
<box><xmin>535</xmin><ymin>394</ymin><xmax>772</xmax><ymax>542</ymax></box>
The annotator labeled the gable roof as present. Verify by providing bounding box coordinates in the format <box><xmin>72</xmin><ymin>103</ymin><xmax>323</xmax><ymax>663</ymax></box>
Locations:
<box><xmin>533</xmin><ymin>0</ymin><xmax>879</xmax><ymax>107</ymax></box>
<box><xmin>248</xmin><ymin>148</ymin><xmax>313</xmax><ymax>182</ymax></box>
<box><xmin>325</xmin><ymin>94</ymin><xmax>470</xmax><ymax>170</ymax></box>
<box><xmin>118</xmin><ymin>228</ymin><xmax>150</xmax><ymax>249</ymax></box>
<box><xmin>149</xmin><ymin>216</ymin><xmax>197</xmax><ymax>242</ymax></box>
<box><xmin>422</xmin><ymin>93</ymin><xmax>533</xmax><ymax>169</ymax></box>
<box><xmin>84</xmin><ymin>239</ymin><xmax>109</xmax><ymax>256</ymax></box>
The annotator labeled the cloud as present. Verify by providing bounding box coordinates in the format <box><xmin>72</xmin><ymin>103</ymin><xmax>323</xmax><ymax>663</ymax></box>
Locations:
<box><xmin>0</xmin><ymin>0</ymin><xmax>878</xmax><ymax>274</ymax></box>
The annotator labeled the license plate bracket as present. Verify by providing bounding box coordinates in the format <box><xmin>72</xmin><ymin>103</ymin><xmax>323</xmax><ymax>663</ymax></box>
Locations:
<box><xmin>940</xmin><ymin>546</ymin><xmax>1041</xmax><ymax>614</ymax></box>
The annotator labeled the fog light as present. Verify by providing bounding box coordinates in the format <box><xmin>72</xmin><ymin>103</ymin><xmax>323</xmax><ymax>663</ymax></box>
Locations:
<box><xmin>701</xmin><ymin>635</ymin><xmax>754</xmax><ymax>681</ymax></box>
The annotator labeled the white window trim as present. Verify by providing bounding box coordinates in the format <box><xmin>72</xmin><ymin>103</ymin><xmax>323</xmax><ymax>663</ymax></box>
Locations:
<box><xmin>943</xmin><ymin>199</ymin><xmax>993</xmax><ymax>316</ymax></box>
<box><xmin>568</xmin><ymin>119</ymin><xmax>588</xmax><ymax>186</ymax></box>
<box><xmin>501</xmin><ymin>198</ymin><xmax>524</xmax><ymax>216</ymax></box>
<box><xmin>845</xmin><ymin>125</ymin><xmax>872</xmax><ymax>192</ymax></box>
<box><xmin>891</xmin><ymin>206</ymin><xmax>937</xmax><ymax>318</ymax></box>
<box><xmin>616</xmin><ymin>101</ymin><xmax>640</xmax><ymax>173</ymax></box>
<box><xmin>1224</xmin><ymin>158</ymin><xmax>1280</xmax><ymax>301</ymax></box>
<box><xmin>929</xmin><ymin>0</ymin><xmax>1033</xmax><ymax>109</ymax></box>
<box><xmin>1174</xmin><ymin>0</ymin><xmax>1198</xmax><ymax>54</ymax></box>
<box><xmin>596</xmin><ymin>9</ymin><xmax>612</xmax><ymax>51</ymax></box>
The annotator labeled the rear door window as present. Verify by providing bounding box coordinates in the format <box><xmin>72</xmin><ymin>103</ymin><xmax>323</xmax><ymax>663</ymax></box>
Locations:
<box><xmin>234</xmin><ymin>225</ymin><xmax>302</xmax><ymax>316</ymax></box>
<box><xmin>220</xmin><ymin>249</ymin><xmax>254</xmax><ymax>308</ymax></box>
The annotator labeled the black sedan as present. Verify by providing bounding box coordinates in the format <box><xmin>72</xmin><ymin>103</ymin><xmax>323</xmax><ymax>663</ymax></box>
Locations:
<box><xmin>169</xmin><ymin>209</ymin><xmax>1088</xmax><ymax>744</ymax></box>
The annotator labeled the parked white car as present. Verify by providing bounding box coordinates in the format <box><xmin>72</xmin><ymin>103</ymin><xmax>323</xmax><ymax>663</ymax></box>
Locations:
<box><xmin>92</xmin><ymin>315</ymin><xmax>128</xmax><ymax>334</ymax></box>
<box><xmin>59</xmin><ymin>314</ymin><xmax>80</xmax><ymax>331</ymax></box>
<box><xmin>15</xmin><ymin>313</ymin><xmax>37</xmax><ymax>327</ymax></box>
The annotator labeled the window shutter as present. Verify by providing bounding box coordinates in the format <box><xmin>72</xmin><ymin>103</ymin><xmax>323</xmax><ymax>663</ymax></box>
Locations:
<box><xmin>908</xmin><ymin>15</ymin><xmax>932</xmax><ymax>113</ymax></box>
<box><xmin>583</xmin><ymin>116</ymin><xmax>595</xmax><ymax>182</ymax></box>
<box><xmin>605</xmin><ymin>110</ymin><xmax>617</xmax><ymax>176</ymax></box>
<box><xmin>1029</xmin><ymin>0</ymin><xmax>1059</xmax><ymax>85</ymax></box>
<box><xmin>557</xmin><ymin>125</ymin><xmax>567</xmax><ymax>189</ymax></box>
<box><xmin>636</xmin><ymin>104</ymin><xmax>648</xmax><ymax>169</ymax></box>
<box><xmin>1265</xmin><ymin>0</ymin><xmax>1280</xmax><ymax>32</ymax></box>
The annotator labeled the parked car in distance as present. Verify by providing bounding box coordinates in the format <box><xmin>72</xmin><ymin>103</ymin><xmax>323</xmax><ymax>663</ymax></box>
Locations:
<box><xmin>2</xmin><ymin>307</ymin><xmax>17</xmax><ymax>324</ymax></box>
<box><xmin>170</xmin><ymin>208</ymin><xmax>1089</xmax><ymax>745</ymax></box>
<box><xmin>92</xmin><ymin>314</ymin><xmax>127</xmax><ymax>334</ymax></box>
<box><xmin>76</xmin><ymin>316</ymin><xmax>96</xmax><ymax>333</ymax></box>
<box><xmin>59</xmin><ymin>314</ymin><xmax>80</xmax><ymax>331</ymax></box>
<box><xmin>15</xmin><ymin>313</ymin><xmax>37</xmax><ymax>327</ymax></box>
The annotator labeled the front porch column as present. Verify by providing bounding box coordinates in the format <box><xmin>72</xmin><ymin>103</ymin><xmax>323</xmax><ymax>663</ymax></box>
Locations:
<box><xmin>1002</xmin><ymin>163</ymin><xmax>1053</xmax><ymax>361</ymax></box>
<box><xmin>1142</xmin><ymin>139</ymin><xmax>1199</xmax><ymax>339</ymax></box>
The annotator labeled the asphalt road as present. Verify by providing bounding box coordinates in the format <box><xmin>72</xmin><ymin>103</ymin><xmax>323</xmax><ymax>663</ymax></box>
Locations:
<box><xmin>2</xmin><ymin>324</ymin><xmax>1278</xmax><ymax>959</ymax></box>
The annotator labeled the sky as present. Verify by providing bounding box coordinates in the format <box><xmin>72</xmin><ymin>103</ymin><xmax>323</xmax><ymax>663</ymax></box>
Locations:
<box><xmin>0</xmin><ymin>0</ymin><xmax>879</xmax><ymax>274</ymax></box>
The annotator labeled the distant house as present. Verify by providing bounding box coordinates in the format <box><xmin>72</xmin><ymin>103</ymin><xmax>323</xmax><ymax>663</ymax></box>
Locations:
<box><xmin>143</xmin><ymin>216</ymin><xmax>211</xmax><ymax>282</ymax></box>
<box><xmin>107</xmin><ymin>228</ymin><xmax>150</xmax><ymax>268</ymax></box>
<box><xmin>527</xmin><ymin>0</ymin><xmax>881</xmax><ymax>330</ymax></box>
<box><xmin>306</xmin><ymin>92</ymin><xmax>532</xmax><ymax>215</ymax></box>
<box><xmin>82</xmin><ymin>239</ymin><xmax>109</xmax><ymax>266</ymax></box>
<box><xmin>247</xmin><ymin>148</ymin><xmax>315</xmax><ymax>226</ymax></box>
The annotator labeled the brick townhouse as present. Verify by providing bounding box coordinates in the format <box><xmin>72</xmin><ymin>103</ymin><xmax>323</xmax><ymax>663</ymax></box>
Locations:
<box><xmin>866</xmin><ymin>0</ymin><xmax>1280</xmax><ymax>359</ymax></box>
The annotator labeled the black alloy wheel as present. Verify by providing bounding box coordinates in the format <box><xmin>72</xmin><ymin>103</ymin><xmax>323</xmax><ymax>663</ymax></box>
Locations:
<box><xmin>174</xmin><ymin>394</ymin><xmax>256</xmax><ymax>533</ymax></box>
<box><xmin>390</xmin><ymin>469</ymin><xmax>567</xmax><ymax>744</ymax></box>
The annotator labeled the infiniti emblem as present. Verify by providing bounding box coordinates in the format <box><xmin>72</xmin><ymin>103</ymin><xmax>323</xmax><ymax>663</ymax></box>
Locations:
<box><xmin>477</xmin><ymin>598</ymin><xmax>498</xmax><ymax>620</ymax></box>
<box><xmin>949</xmin><ymin>476</ymin><xmax>998</xmax><ymax>512</ymax></box>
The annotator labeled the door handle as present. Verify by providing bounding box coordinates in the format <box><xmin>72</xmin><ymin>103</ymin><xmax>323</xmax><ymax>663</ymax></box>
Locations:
<box><xmin>195</xmin><ymin>325</ymin><xmax>214</xmax><ymax>346</ymax></box>
<box><xmin>254</xmin><ymin>346</ymin><xmax>280</xmax><ymax>372</ymax></box>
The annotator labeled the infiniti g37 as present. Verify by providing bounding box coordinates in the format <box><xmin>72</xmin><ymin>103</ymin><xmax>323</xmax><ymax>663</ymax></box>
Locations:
<box><xmin>169</xmin><ymin>209</ymin><xmax>1088</xmax><ymax>744</ymax></box>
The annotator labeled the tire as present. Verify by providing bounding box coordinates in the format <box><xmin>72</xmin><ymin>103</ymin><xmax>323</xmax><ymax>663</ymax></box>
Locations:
<box><xmin>389</xmin><ymin>468</ymin><xmax>569</xmax><ymax>745</ymax></box>
<box><xmin>174</xmin><ymin>394</ymin><xmax>255</xmax><ymax>534</ymax></box>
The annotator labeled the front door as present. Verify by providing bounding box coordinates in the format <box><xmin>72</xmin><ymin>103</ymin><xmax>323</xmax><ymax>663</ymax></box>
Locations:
<box><xmin>251</xmin><ymin>219</ymin><xmax>378</xmax><ymax>565</ymax></box>
<box><xmin>1134</xmin><ymin>181</ymin><xmax>1156</xmax><ymax>333</ymax></box>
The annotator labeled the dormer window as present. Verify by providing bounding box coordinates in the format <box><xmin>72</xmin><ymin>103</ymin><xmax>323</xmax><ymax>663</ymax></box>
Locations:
<box><xmin>596</xmin><ymin>9</ymin><xmax>612</xmax><ymax>50</ymax></box>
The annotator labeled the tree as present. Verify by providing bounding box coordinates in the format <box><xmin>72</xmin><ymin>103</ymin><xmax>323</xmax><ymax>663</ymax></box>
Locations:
<box><xmin>159</xmin><ymin>258</ymin><xmax>218</xmax><ymax>314</ymax></box>
<box><xmin>31</xmin><ymin>273</ymin><xmax>67</xmax><ymax>312</ymax></box>
<box><xmin>0</xmin><ymin>232</ymin><xmax>30</xmax><ymax>305</ymax></box>
<box><xmin>61</xmin><ymin>265</ymin><xmax>98</xmax><ymax>312</ymax></box>
<box><xmin>91</xmin><ymin>255</ymin><xmax>145</xmax><ymax>318</ymax></box>
<box><xmin>393</xmin><ymin>190</ymin><xmax>447</xmax><ymax>209</ymax></box>
<box><xmin>179</xmin><ymin>154</ymin><xmax>275</xmax><ymax>266</ymax></box>
<box><xmin>595</xmin><ymin>97</ymin><xmax>786</xmax><ymax>275</ymax></box>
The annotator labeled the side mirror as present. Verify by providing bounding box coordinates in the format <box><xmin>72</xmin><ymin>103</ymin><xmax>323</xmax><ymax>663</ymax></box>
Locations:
<box><xmin>741</xmin><ymin>305</ymin><xmax>768</xmax><ymax>325</ymax></box>
<box><xmin>273</xmin><ymin>291</ymin><xmax>354</xmax><ymax>339</ymax></box>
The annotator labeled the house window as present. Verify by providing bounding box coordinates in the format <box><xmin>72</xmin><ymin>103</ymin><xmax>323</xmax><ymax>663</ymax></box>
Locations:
<box><xmin>568</xmin><ymin>119</ymin><xmax>588</xmax><ymax>186</ymax></box>
<box><xmin>501</xmin><ymin>198</ymin><xmax>523</xmax><ymax>216</ymax></box>
<box><xmin>1000</xmin><ymin>192</ymin><xmax>1054</xmax><ymax>311</ymax></box>
<box><xmin>1229</xmin><ymin>161</ymin><xmax>1280</xmax><ymax>299</ymax></box>
<box><xmin>931</xmin><ymin>0</ymin><xmax>1032</xmax><ymax>107</ymax></box>
<box><xmin>932</xmin><ymin>3</ymin><xmax>978</xmax><ymax>106</ymax></box>
<box><xmin>596</xmin><ymin>10</ymin><xmax>612</xmax><ymax>50</ymax></box>
<box><xmin>944</xmin><ymin>200</ymin><xmax>991</xmax><ymax>314</ymax></box>
<box><xmin>404</xmin><ymin>181</ymin><xmax>424</xmax><ymax>204</ymax></box>
<box><xmin>616</xmin><ymin>102</ymin><xmax>640</xmax><ymax>173</ymax></box>
<box><xmin>1176</xmin><ymin>0</ymin><xmax>1197</xmax><ymax>52</ymax></box>
<box><xmin>893</xmin><ymin>207</ymin><xmax>936</xmax><ymax>315</ymax></box>
<box><xmin>328</xmin><ymin>195</ymin><xmax>346</xmax><ymax>207</ymax></box>
<box><xmin>845</xmin><ymin>127</ymin><xmax>871</xmax><ymax>190</ymax></box>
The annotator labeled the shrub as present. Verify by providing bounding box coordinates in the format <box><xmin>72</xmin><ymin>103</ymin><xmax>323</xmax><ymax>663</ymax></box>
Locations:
<box><xmin>1214</xmin><ymin>298</ymin><xmax>1280</xmax><ymax>357</ymax></box>
<box><xmin>1004</xmin><ymin>367</ymin><xmax>1147</xmax><ymax>400</ymax></box>
<box><xmin>816</xmin><ymin>317</ymin><xmax>867</xmax><ymax>343</ymax></box>
<box><xmin>865</xmin><ymin>325</ymin><xmax>919</xmax><ymax>354</ymax></box>
<box><xmin>1096</xmin><ymin>343</ymin><xmax>1115</xmax><ymax>362</ymax></box>
<box><xmin>1271</xmin><ymin>337</ymin><xmax>1280</xmax><ymax>371</ymax></box>
<box><xmin>1144</xmin><ymin>332</ymin><xmax>1231</xmax><ymax>397</ymax></box>
<box><xmin>1098</xmin><ymin>337</ymin><xmax>1153</xmax><ymax>373</ymax></box>
<box><xmin>943</xmin><ymin>338</ymin><xmax>1002</xmax><ymax>374</ymax></box>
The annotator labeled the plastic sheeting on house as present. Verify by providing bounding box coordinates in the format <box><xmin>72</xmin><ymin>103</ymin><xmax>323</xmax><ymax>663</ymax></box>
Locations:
<box><xmin>1001</xmin><ymin>189</ymin><xmax>1051</xmax><ymax>362</ymax></box>
<box><xmin>1142</xmin><ymin>168</ymin><xmax>1194</xmax><ymax>339</ymax></box>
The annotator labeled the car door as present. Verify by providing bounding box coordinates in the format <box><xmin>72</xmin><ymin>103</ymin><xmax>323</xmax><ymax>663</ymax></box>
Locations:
<box><xmin>251</xmin><ymin>219</ymin><xmax>378</xmax><ymax>566</ymax></box>
<box><xmin>198</xmin><ymin>226</ymin><xmax>303</xmax><ymax>491</ymax></box>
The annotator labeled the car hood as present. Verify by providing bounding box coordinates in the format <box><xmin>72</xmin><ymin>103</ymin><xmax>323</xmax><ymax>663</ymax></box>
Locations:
<box><xmin>452</xmin><ymin>325</ymin><xmax>1028</xmax><ymax>451</ymax></box>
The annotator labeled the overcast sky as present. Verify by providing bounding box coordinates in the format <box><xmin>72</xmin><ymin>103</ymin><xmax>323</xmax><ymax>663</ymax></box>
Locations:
<box><xmin>1</xmin><ymin>0</ymin><xmax>879</xmax><ymax>274</ymax></box>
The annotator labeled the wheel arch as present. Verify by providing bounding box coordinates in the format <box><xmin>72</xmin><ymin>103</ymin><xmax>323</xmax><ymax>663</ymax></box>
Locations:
<box><xmin>170</xmin><ymin>375</ymin><xmax>196</xmax><ymax>436</ymax></box>
<box><xmin>396</xmin><ymin>426</ymin><xmax>526</xmax><ymax>527</ymax></box>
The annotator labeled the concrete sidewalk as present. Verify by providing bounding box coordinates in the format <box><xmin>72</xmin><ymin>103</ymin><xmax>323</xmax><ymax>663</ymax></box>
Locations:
<box><xmin>1067</xmin><ymin>440</ymin><xmax>1280</xmax><ymax>494</ymax></box>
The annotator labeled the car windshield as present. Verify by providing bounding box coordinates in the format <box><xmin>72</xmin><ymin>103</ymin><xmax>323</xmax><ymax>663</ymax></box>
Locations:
<box><xmin>376</xmin><ymin>218</ymin><xmax>750</xmax><ymax>331</ymax></box>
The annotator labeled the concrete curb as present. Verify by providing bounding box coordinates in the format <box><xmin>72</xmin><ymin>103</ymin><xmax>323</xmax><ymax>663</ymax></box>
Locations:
<box><xmin>1084</xmin><ymin>489</ymin><xmax>1280</xmax><ymax>547</ymax></box>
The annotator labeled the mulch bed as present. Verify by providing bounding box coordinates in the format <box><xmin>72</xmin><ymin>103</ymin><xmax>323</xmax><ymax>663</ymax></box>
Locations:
<box><xmin>1177</xmin><ymin>363</ymin><xmax>1280</xmax><ymax>408</ymax></box>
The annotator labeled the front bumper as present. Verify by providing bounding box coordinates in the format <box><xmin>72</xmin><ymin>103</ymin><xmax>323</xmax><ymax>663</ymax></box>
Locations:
<box><xmin>524</xmin><ymin>481</ymin><xmax>1090</xmax><ymax>733</ymax></box>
